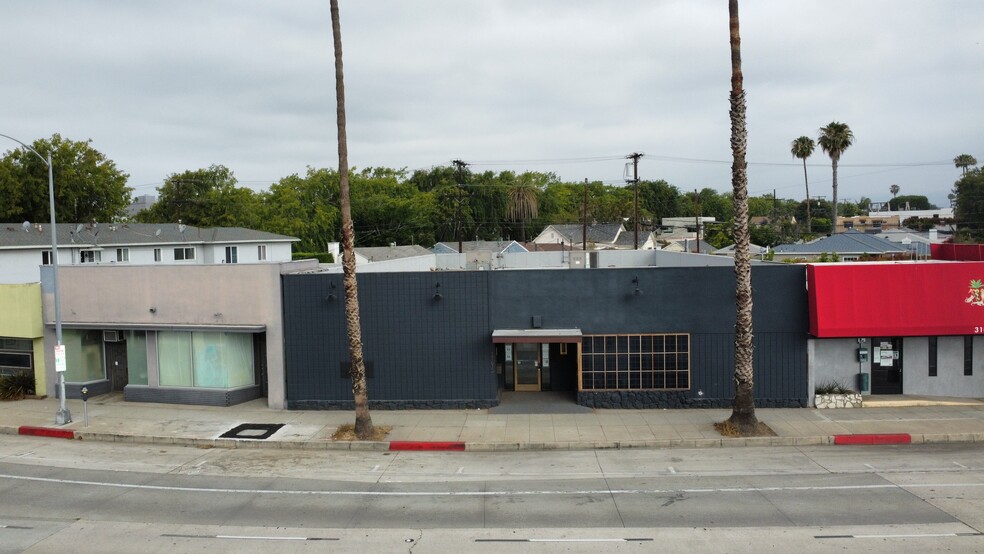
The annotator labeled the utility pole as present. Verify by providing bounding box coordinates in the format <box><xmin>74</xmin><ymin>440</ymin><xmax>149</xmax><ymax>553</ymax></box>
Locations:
<box><xmin>582</xmin><ymin>178</ymin><xmax>588</xmax><ymax>251</ymax></box>
<box><xmin>626</xmin><ymin>152</ymin><xmax>643</xmax><ymax>249</ymax></box>
<box><xmin>693</xmin><ymin>189</ymin><xmax>701</xmax><ymax>253</ymax></box>
<box><xmin>452</xmin><ymin>160</ymin><xmax>468</xmax><ymax>254</ymax></box>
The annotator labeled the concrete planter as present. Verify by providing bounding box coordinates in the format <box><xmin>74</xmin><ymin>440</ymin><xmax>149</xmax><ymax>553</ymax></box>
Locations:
<box><xmin>815</xmin><ymin>392</ymin><xmax>863</xmax><ymax>409</ymax></box>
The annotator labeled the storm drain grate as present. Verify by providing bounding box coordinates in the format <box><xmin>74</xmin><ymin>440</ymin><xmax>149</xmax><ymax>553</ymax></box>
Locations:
<box><xmin>219</xmin><ymin>423</ymin><xmax>285</xmax><ymax>440</ymax></box>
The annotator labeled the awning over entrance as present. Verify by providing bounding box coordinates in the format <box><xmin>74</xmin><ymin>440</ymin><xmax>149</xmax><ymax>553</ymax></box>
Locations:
<box><xmin>808</xmin><ymin>261</ymin><xmax>984</xmax><ymax>338</ymax></box>
<box><xmin>492</xmin><ymin>329</ymin><xmax>582</xmax><ymax>343</ymax></box>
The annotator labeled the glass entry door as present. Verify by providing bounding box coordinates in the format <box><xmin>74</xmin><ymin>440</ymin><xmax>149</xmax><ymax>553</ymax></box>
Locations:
<box><xmin>514</xmin><ymin>343</ymin><xmax>541</xmax><ymax>391</ymax></box>
<box><xmin>871</xmin><ymin>337</ymin><xmax>903</xmax><ymax>394</ymax></box>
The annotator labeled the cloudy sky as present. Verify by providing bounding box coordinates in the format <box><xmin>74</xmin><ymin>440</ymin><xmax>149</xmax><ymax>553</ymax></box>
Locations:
<box><xmin>3</xmin><ymin>1</ymin><xmax>982</xmax><ymax>208</ymax></box>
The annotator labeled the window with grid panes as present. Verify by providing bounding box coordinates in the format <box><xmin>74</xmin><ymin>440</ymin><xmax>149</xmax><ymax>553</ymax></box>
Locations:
<box><xmin>580</xmin><ymin>333</ymin><xmax>690</xmax><ymax>391</ymax></box>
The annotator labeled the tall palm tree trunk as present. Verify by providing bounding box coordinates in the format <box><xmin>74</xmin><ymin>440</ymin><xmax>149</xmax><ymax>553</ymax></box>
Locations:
<box><xmin>727</xmin><ymin>0</ymin><xmax>757</xmax><ymax>434</ymax></box>
<box><xmin>802</xmin><ymin>158</ymin><xmax>811</xmax><ymax>233</ymax></box>
<box><xmin>331</xmin><ymin>0</ymin><xmax>373</xmax><ymax>439</ymax></box>
<box><xmin>830</xmin><ymin>155</ymin><xmax>839</xmax><ymax>233</ymax></box>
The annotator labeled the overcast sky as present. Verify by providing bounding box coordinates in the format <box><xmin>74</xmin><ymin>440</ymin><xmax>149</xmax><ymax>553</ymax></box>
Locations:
<box><xmin>3</xmin><ymin>1</ymin><xmax>982</xmax><ymax>208</ymax></box>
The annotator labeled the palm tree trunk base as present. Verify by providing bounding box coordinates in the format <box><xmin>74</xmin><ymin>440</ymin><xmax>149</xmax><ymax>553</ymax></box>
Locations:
<box><xmin>355</xmin><ymin>415</ymin><xmax>374</xmax><ymax>440</ymax></box>
<box><xmin>727</xmin><ymin>383</ymin><xmax>758</xmax><ymax>435</ymax></box>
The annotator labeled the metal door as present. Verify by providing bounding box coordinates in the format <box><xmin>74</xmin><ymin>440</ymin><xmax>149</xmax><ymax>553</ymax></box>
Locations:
<box><xmin>105</xmin><ymin>339</ymin><xmax>129</xmax><ymax>392</ymax></box>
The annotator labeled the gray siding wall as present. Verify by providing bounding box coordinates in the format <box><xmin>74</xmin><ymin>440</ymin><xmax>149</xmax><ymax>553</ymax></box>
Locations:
<box><xmin>283</xmin><ymin>265</ymin><xmax>808</xmax><ymax>408</ymax></box>
<box><xmin>809</xmin><ymin>338</ymin><xmax>865</xmax><ymax>397</ymax></box>
<box><xmin>812</xmin><ymin>336</ymin><xmax>984</xmax><ymax>399</ymax></box>
<box><xmin>905</xmin><ymin>336</ymin><xmax>984</xmax><ymax>397</ymax></box>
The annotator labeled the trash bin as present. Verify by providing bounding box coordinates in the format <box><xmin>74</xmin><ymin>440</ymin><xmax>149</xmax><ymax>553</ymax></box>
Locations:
<box><xmin>857</xmin><ymin>372</ymin><xmax>869</xmax><ymax>393</ymax></box>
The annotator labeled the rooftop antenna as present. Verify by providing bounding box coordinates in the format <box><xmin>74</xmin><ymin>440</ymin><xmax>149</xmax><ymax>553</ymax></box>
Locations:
<box><xmin>21</xmin><ymin>221</ymin><xmax>30</xmax><ymax>232</ymax></box>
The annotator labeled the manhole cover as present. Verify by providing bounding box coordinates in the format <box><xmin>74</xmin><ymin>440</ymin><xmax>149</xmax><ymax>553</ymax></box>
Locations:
<box><xmin>219</xmin><ymin>423</ymin><xmax>285</xmax><ymax>440</ymax></box>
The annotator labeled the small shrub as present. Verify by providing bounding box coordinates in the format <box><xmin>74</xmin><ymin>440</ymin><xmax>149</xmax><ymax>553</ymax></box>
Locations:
<box><xmin>292</xmin><ymin>252</ymin><xmax>335</xmax><ymax>263</ymax></box>
<box><xmin>0</xmin><ymin>372</ymin><xmax>36</xmax><ymax>400</ymax></box>
<box><xmin>815</xmin><ymin>379</ymin><xmax>856</xmax><ymax>395</ymax></box>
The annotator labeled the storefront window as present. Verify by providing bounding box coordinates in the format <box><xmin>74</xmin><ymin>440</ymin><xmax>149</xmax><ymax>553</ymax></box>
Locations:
<box><xmin>63</xmin><ymin>329</ymin><xmax>105</xmax><ymax>382</ymax></box>
<box><xmin>126</xmin><ymin>330</ymin><xmax>148</xmax><ymax>385</ymax></box>
<box><xmin>158</xmin><ymin>331</ymin><xmax>254</xmax><ymax>388</ymax></box>
<box><xmin>158</xmin><ymin>332</ymin><xmax>194</xmax><ymax>386</ymax></box>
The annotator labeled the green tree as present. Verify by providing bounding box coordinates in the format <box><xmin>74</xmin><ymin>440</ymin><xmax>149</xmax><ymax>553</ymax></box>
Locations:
<box><xmin>506</xmin><ymin>172</ymin><xmax>542</xmax><ymax>242</ymax></box>
<box><xmin>136</xmin><ymin>164</ymin><xmax>261</xmax><ymax>228</ymax></box>
<box><xmin>954</xmin><ymin>154</ymin><xmax>978</xmax><ymax>175</ymax></box>
<box><xmin>638</xmin><ymin>180</ymin><xmax>681</xmax><ymax>230</ymax></box>
<box><xmin>331</xmin><ymin>0</ymin><xmax>373</xmax><ymax>440</ymax></box>
<box><xmin>726</xmin><ymin>0</ymin><xmax>757</xmax><ymax>435</ymax></box>
<box><xmin>811</xmin><ymin>217</ymin><xmax>832</xmax><ymax>234</ymax></box>
<box><xmin>953</xmin><ymin>168</ymin><xmax>984</xmax><ymax>241</ymax></box>
<box><xmin>351</xmin><ymin>167</ymin><xmax>439</xmax><ymax>246</ymax></box>
<box><xmin>676</xmin><ymin>188</ymin><xmax>733</xmax><ymax>222</ymax></box>
<box><xmin>889</xmin><ymin>184</ymin><xmax>900</xmax><ymax>199</ymax></box>
<box><xmin>749</xmin><ymin>224</ymin><xmax>779</xmax><ymax>247</ymax></box>
<box><xmin>817</xmin><ymin>121</ymin><xmax>854</xmax><ymax>232</ymax></box>
<box><xmin>0</xmin><ymin>134</ymin><xmax>131</xmax><ymax>223</ymax></box>
<box><xmin>890</xmin><ymin>194</ymin><xmax>933</xmax><ymax>211</ymax></box>
<box><xmin>790</xmin><ymin>136</ymin><xmax>815</xmax><ymax>232</ymax></box>
<box><xmin>259</xmin><ymin>167</ymin><xmax>341</xmax><ymax>252</ymax></box>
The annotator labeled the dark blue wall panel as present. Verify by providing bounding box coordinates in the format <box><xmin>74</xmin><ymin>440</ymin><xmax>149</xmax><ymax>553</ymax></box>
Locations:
<box><xmin>283</xmin><ymin>265</ymin><xmax>809</xmax><ymax>408</ymax></box>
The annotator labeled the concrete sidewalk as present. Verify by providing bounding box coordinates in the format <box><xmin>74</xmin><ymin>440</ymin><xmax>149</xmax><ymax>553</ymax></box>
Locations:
<box><xmin>4</xmin><ymin>394</ymin><xmax>984</xmax><ymax>451</ymax></box>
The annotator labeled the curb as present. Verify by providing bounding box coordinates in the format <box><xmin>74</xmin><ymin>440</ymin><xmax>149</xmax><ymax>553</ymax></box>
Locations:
<box><xmin>834</xmin><ymin>433</ymin><xmax>912</xmax><ymax>445</ymax></box>
<box><xmin>18</xmin><ymin>426</ymin><xmax>75</xmax><ymax>440</ymax></box>
<box><xmin>7</xmin><ymin>427</ymin><xmax>976</xmax><ymax>451</ymax></box>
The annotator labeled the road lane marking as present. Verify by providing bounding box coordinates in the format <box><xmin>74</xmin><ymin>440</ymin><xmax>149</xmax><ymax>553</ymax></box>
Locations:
<box><xmin>162</xmin><ymin>533</ymin><xmax>338</xmax><ymax>541</ymax></box>
<box><xmin>953</xmin><ymin>462</ymin><xmax>969</xmax><ymax>469</ymax></box>
<box><xmin>817</xmin><ymin>532</ymin><xmax>983</xmax><ymax>539</ymax></box>
<box><xmin>477</xmin><ymin>538</ymin><xmax>653</xmax><ymax>543</ymax></box>
<box><xmin>668</xmin><ymin>466</ymin><xmax>677</xmax><ymax>474</ymax></box>
<box><xmin>6</xmin><ymin>472</ymin><xmax>984</xmax><ymax>497</ymax></box>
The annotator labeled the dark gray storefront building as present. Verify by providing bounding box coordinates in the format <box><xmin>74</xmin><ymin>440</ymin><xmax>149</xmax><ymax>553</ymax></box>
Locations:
<box><xmin>283</xmin><ymin>265</ymin><xmax>809</xmax><ymax>409</ymax></box>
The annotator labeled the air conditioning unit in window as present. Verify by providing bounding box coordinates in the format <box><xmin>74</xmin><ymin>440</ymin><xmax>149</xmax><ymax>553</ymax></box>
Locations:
<box><xmin>103</xmin><ymin>330</ymin><xmax>122</xmax><ymax>342</ymax></box>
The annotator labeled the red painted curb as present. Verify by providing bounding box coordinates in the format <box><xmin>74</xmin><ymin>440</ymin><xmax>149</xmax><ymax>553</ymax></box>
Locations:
<box><xmin>834</xmin><ymin>433</ymin><xmax>911</xmax><ymax>445</ymax></box>
<box><xmin>18</xmin><ymin>426</ymin><xmax>75</xmax><ymax>439</ymax></box>
<box><xmin>389</xmin><ymin>441</ymin><xmax>466</xmax><ymax>451</ymax></box>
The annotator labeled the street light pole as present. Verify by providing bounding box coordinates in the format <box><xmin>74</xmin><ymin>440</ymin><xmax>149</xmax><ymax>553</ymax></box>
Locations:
<box><xmin>0</xmin><ymin>134</ymin><xmax>71</xmax><ymax>424</ymax></box>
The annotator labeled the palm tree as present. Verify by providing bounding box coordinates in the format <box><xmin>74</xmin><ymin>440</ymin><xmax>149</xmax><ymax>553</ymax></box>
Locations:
<box><xmin>790</xmin><ymin>136</ymin><xmax>815</xmax><ymax>233</ymax></box>
<box><xmin>726</xmin><ymin>0</ymin><xmax>757</xmax><ymax>435</ymax></box>
<box><xmin>506</xmin><ymin>173</ymin><xmax>539</xmax><ymax>242</ymax></box>
<box><xmin>890</xmin><ymin>184</ymin><xmax>900</xmax><ymax>199</ymax></box>
<box><xmin>955</xmin><ymin>154</ymin><xmax>978</xmax><ymax>175</ymax></box>
<box><xmin>817</xmin><ymin>122</ymin><xmax>854</xmax><ymax>233</ymax></box>
<box><xmin>330</xmin><ymin>0</ymin><xmax>374</xmax><ymax>440</ymax></box>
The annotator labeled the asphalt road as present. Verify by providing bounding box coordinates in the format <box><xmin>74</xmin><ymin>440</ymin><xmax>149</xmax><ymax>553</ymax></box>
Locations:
<box><xmin>3</xmin><ymin>437</ymin><xmax>984</xmax><ymax>552</ymax></box>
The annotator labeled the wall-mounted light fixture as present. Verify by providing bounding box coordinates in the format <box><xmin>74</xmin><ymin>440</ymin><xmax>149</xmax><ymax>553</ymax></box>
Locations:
<box><xmin>326</xmin><ymin>282</ymin><xmax>337</xmax><ymax>302</ymax></box>
<box><xmin>149</xmin><ymin>307</ymin><xmax>157</xmax><ymax>314</ymax></box>
<box><xmin>632</xmin><ymin>276</ymin><xmax>643</xmax><ymax>296</ymax></box>
<box><xmin>433</xmin><ymin>282</ymin><xmax>443</xmax><ymax>301</ymax></box>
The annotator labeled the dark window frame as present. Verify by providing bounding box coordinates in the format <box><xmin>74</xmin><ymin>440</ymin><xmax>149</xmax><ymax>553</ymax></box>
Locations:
<box><xmin>928</xmin><ymin>336</ymin><xmax>937</xmax><ymax>377</ymax></box>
